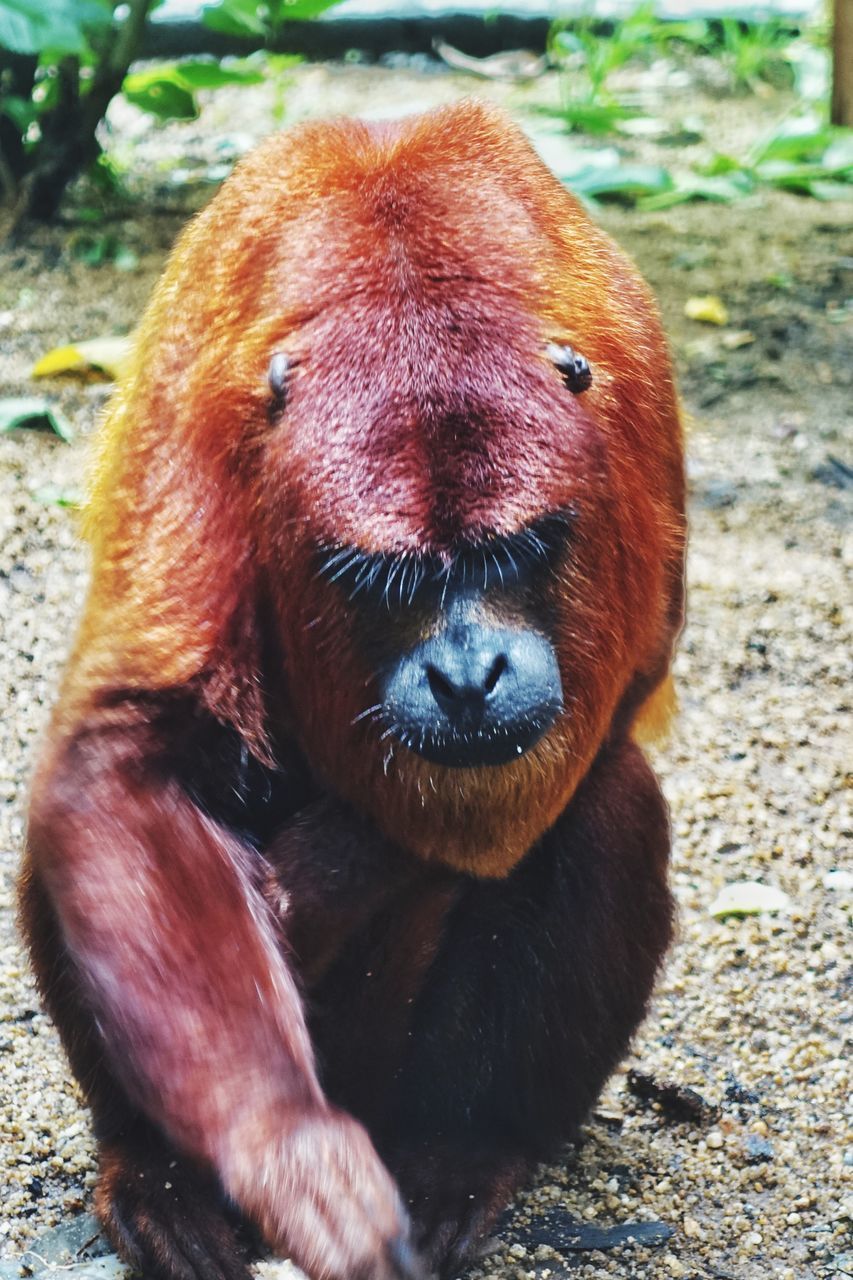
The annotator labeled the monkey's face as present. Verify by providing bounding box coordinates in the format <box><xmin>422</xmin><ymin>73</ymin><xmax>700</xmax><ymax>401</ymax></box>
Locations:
<box><xmin>255</xmin><ymin>324</ymin><xmax>668</xmax><ymax>877</ymax></box>
<box><xmin>321</xmin><ymin>518</ymin><xmax>567</xmax><ymax>771</ymax></box>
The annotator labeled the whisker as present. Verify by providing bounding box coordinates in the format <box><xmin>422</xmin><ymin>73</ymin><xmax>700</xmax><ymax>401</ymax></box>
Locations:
<box><xmin>351</xmin><ymin>703</ymin><xmax>383</xmax><ymax>726</ymax></box>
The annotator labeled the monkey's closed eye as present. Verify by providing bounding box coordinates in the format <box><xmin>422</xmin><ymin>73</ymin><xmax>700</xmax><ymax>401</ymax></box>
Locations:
<box><xmin>547</xmin><ymin>342</ymin><xmax>593</xmax><ymax>394</ymax></box>
<box><xmin>267</xmin><ymin>352</ymin><xmax>290</xmax><ymax>418</ymax></box>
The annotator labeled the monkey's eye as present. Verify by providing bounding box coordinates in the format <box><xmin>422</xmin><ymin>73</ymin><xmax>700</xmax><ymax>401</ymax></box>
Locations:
<box><xmin>547</xmin><ymin>342</ymin><xmax>593</xmax><ymax>395</ymax></box>
<box><xmin>318</xmin><ymin>511</ymin><xmax>573</xmax><ymax>611</ymax></box>
<box><xmin>267</xmin><ymin>352</ymin><xmax>290</xmax><ymax>418</ymax></box>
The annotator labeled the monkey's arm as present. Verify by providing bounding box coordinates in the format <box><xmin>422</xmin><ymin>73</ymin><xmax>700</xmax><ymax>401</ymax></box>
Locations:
<box><xmin>25</xmin><ymin>708</ymin><xmax>412</xmax><ymax>1280</ymax></box>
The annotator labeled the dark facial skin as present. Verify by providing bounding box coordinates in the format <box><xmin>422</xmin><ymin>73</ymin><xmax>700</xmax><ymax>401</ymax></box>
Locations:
<box><xmin>381</xmin><ymin>599</ymin><xmax>562</xmax><ymax>768</ymax></box>
<box><xmin>319</xmin><ymin>514</ymin><xmax>569</xmax><ymax>768</ymax></box>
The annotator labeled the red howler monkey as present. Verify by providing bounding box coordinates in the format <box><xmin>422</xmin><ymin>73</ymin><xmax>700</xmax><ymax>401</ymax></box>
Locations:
<box><xmin>19</xmin><ymin>101</ymin><xmax>685</xmax><ymax>1280</ymax></box>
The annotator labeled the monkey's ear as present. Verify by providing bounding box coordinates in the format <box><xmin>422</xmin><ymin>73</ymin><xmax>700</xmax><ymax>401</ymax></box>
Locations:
<box><xmin>267</xmin><ymin>352</ymin><xmax>291</xmax><ymax>420</ymax></box>
<box><xmin>547</xmin><ymin>342</ymin><xmax>593</xmax><ymax>394</ymax></box>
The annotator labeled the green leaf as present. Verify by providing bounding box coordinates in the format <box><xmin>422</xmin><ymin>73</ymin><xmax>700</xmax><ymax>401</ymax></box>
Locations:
<box><xmin>121</xmin><ymin>57</ymin><xmax>266</xmax><ymax>120</ymax></box>
<box><xmin>31</xmin><ymin>483</ymin><xmax>83</xmax><ymax>508</ymax></box>
<box><xmin>754</xmin><ymin>158</ymin><xmax>853</xmax><ymax>195</ymax></box>
<box><xmin>202</xmin><ymin>0</ymin><xmax>267</xmax><ymax>37</ymax></box>
<box><xmin>202</xmin><ymin>0</ymin><xmax>347</xmax><ymax>35</ymax></box>
<box><xmin>0</xmin><ymin>396</ymin><xmax>74</xmax><ymax>440</ymax></box>
<box><xmin>269</xmin><ymin>0</ymin><xmax>348</xmax><ymax>18</ymax></box>
<box><xmin>569</xmin><ymin>164</ymin><xmax>673</xmax><ymax>203</ymax></box>
<box><xmin>171</xmin><ymin>58</ymin><xmax>265</xmax><ymax>89</ymax></box>
<box><xmin>122</xmin><ymin>67</ymin><xmax>198</xmax><ymax>121</ymax></box>
<box><xmin>806</xmin><ymin>179</ymin><xmax>853</xmax><ymax>200</ymax></box>
<box><xmin>750</xmin><ymin>117</ymin><xmax>834</xmax><ymax>165</ymax></box>
<box><xmin>558</xmin><ymin>100</ymin><xmax>637</xmax><ymax>136</ymax></box>
<box><xmin>697</xmin><ymin>152</ymin><xmax>744</xmax><ymax>177</ymax></box>
<box><xmin>823</xmin><ymin>135</ymin><xmax>853</xmax><ymax>170</ymax></box>
<box><xmin>639</xmin><ymin>172</ymin><xmax>753</xmax><ymax>211</ymax></box>
<box><xmin>0</xmin><ymin>93</ymin><xmax>35</xmax><ymax>131</ymax></box>
<box><xmin>0</xmin><ymin>0</ymin><xmax>110</xmax><ymax>56</ymax></box>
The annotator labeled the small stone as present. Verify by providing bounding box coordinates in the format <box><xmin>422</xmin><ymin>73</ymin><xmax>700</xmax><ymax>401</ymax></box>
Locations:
<box><xmin>824</xmin><ymin>870</ymin><xmax>853</xmax><ymax>892</ymax></box>
<box><xmin>744</xmin><ymin>1134</ymin><xmax>774</xmax><ymax>1164</ymax></box>
<box><xmin>709</xmin><ymin>881</ymin><xmax>791</xmax><ymax>918</ymax></box>
<box><xmin>707</xmin><ymin>1131</ymin><xmax>725</xmax><ymax>1150</ymax></box>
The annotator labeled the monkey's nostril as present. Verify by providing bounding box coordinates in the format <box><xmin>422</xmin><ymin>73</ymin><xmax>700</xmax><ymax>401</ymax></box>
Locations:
<box><xmin>427</xmin><ymin>664</ymin><xmax>462</xmax><ymax>705</ymax></box>
<box><xmin>426</xmin><ymin>650</ymin><xmax>508</xmax><ymax>710</ymax></box>
<box><xmin>483</xmin><ymin>653</ymin><xmax>507</xmax><ymax>695</ymax></box>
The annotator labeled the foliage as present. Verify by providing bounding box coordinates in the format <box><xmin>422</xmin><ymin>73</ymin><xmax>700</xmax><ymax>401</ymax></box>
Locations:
<box><xmin>544</xmin><ymin>6</ymin><xmax>852</xmax><ymax>207</ymax></box>
<box><xmin>547</xmin><ymin>6</ymin><xmax>804</xmax><ymax>137</ymax></box>
<box><xmin>202</xmin><ymin>0</ymin><xmax>344</xmax><ymax>40</ymax></box>
<box><xmin>0</xmin><ymin>0</ymin><xmax>344</xmax><ymax>224</ymax></box>
<box><xmin>719</xmin><ymin>16</ymin><xmax>795</xmax><ymax>91</ymax></box>
<box><xmin>0</xmin><ymin>0</ymin><xmax>112</xmax><ymax>58</ymax></box>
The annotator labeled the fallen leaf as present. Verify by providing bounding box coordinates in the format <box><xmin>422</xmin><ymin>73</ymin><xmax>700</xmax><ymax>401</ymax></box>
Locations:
<box><xmin>0</xmin><ymin>397</ymin><xmax>74</xmax><ymax>441</ymax></box>
<box><xmin>685</xmin><ymin>295</ymin><xmax>730</xmax><ymax>326</ymax></box>
<box><xmin>432</xmin><ymin>39</ymin><xmax>546</xmax><ymax>81</ymax></box>
<box><xmin>32</xmin><ymin>335</ymin><xmax>135</xmax><ymax>382</ymax></box>
<box><xmin>627</xmin><ymin>1069</ymin><xmax>720</xmax><ymax>1122</ymax></box>
<box><xmin>709</xmin><ymin>881</ymin><xmax>791</xmax><ymax>918</ymax></box>
<box><xmin>31</xmin><ymin>484</ymin><xmax>84</xmax><ymax>508</ymax></box>
<box><xmin>721</xmin><ymin>329</ymin><xmax>756</xmax><ymax>349</ymax></box>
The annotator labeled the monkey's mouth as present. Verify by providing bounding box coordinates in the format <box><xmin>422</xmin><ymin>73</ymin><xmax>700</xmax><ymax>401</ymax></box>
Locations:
<box><xmin>382</xmin><ymin>714</ymin><xmax>554</xmax><ymax>769</ymax></box>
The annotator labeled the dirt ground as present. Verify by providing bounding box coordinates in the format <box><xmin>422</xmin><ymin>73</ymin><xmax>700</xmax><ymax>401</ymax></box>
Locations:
<box><xmin>0</xmin><ymin>55</ymin><xmax>850</xmax><ymax>1280</ymax></box>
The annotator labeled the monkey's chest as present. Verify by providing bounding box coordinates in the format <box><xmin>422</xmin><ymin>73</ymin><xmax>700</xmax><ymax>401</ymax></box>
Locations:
<box><xmin>304</xmin><ymin>879</ymin><xmax>461</xmax><ymax>1128</ymax></box>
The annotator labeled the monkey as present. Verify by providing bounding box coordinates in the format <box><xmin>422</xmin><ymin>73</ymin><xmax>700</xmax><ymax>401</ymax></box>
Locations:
<box><xmin>19</xmin><ymin>100</ymin><xmax>685</xmax><ymax>1280</ymax></box>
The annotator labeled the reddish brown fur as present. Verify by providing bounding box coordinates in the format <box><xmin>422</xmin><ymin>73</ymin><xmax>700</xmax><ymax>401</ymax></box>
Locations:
<box><xmin>20</xmin><ymin>101</ymin><xmax>684</xmax><ymax>1280</ymax></box>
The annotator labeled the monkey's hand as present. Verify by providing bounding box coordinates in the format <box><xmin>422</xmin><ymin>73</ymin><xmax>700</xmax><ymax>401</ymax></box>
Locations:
<box><xmin>224</xmin><ymin>1105</ymin><xmax>420</xmax><ymax>1280</ymax></box>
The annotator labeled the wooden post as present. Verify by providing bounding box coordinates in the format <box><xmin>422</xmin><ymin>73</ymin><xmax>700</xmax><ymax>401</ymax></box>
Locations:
<box><xmin>831</xmin><ymin>0</ymin><xmax>853</xmax><ymax>126</ymax></box>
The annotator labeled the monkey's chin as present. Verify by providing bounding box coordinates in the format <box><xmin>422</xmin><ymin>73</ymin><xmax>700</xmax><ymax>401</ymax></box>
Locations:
<box><xmin>391</xmin><ymin>721</ymin><xmax>548</xmax><ymax>769</ymax></box>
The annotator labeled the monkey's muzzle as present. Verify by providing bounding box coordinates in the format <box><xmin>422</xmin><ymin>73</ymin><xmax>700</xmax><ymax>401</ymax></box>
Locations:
<box><xmin>380</xmin><ymin>622</ymin><xmax>563</xmax><ymax>768</ymax></box>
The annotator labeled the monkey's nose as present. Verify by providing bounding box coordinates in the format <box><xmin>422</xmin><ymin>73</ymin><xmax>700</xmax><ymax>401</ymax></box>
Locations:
<box><xmin>381</xmin><ymin>623</ymin><xmax>563</xmax><ymax>768</ymax></box>
<box><xmin>425</xmin><ymin>642</ymin><xmax>508</xmax><ymax>718</ymax></box>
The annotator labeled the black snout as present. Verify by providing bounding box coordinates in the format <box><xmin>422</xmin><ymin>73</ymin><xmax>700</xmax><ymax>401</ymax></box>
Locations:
<box><xmin>381</xmin><ymin>623</ymin><xmax>563</xmax><ymax>768</ymax></box>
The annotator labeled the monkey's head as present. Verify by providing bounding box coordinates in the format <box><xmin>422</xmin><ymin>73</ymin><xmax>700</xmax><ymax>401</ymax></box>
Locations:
<box><xmin>242</xmin><ymin>116</ymin><xmax>684</xmax><ymax>878</ymax></box>
<box><xmin>85</xmin><ymin>104</ymin><xmax>683</xmax><ymax>878</ymax></box>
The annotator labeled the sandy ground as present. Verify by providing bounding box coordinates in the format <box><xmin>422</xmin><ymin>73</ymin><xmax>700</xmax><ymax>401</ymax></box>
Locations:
<box><xmin>0</xmin><ymin>57</ymin><xmax>850</xmax><ymax>1280</ymax></box>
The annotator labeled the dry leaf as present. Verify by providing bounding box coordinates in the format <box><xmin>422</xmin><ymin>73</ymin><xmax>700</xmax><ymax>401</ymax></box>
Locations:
<box><xmin>432</xmin><ymin>39</ymin><xmax>546</xmax><ymax>81</ymax></box>
<box><xmin>32</xmin><ymin>335</ymin><xmax>135</xmax><ymax>382</ymax></box>
<box><xmin>684</xmin><ymin>295</ymin><xmax>729</xmax><ymax>326</ymax></box>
